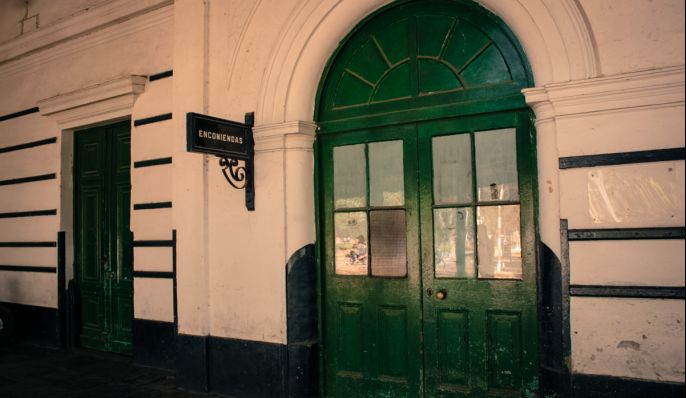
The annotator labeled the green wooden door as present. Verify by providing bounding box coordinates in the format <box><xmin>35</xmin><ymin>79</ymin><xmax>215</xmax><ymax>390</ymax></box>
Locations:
<box><xmin>321</xmin><ymin>125</ymin><xmax>422</xmax><ymax>397</ymax></box>
<box><xmin>418</xmin><ymin>112</ymin><xmax>538</xmax><ymax>398</ymax></box>
<box><xmin>74</xmin><ymin>121</ymin><xmax>133</xmax><ymax>354</ymax></box>
<box><xmin>316</xmin><ymin>1</ymin><xmax>538</xmax><ymax>396</ymax></box>
<box><xmin>320</xmin><ymin>111</ymin><xmax>538</xmax><ymax>398</ymax></box>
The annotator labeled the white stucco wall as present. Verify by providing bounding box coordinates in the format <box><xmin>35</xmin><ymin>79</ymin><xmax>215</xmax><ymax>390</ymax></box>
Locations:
<box><xmin>0</xmin><ymin>0</ymin><xmax>684</xmax><ymax>385</ymax></box>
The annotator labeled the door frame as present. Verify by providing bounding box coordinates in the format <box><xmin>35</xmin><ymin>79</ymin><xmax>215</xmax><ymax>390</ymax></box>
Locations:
<box><xmin>72</xmin><ymin>119</ymin><xmax>133</xmax><ymax>353</ymax></box>
<box><xmin>311</xmin><ymin>1</ymin><xmax>552</xmax><ymax>396</ymax></box>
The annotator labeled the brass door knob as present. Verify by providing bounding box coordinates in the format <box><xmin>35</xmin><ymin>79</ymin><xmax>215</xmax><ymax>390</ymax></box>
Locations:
<box><xmin>435</xmin><ymin>290</ymin><xmax>447</xmax><ymax>300</ymax></box>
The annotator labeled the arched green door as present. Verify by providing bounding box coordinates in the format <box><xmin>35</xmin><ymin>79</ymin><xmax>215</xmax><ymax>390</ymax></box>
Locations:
<box><xmin>316</xmin><ymin>1</ymin><xmax>538</xmax><ymax>397</ymax></box>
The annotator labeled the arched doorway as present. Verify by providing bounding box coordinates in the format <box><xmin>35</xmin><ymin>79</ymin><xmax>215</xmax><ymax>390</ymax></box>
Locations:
<box><xmin>315</xmin><ymin>1</ymin><xmax>537</xmax><ymax>397</ymax></box>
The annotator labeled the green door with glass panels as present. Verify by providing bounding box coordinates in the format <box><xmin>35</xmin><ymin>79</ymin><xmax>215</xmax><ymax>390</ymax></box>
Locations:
<box><xmin>316</xmin><ymin>1</ymin><xmax>538</xmax><ymax>397</ymax></box>
<box><xmin>74</xmin><ymin>121</ymin><xmax>133</xmax><ymax>354</ymax></box>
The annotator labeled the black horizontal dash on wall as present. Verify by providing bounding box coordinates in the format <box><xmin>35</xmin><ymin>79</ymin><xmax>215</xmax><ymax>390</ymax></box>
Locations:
<box><xmin>568</xmin><ymin>227</ymin><xmax>685</xmax><ymax>241</ymax></box>
<box><xmin>133</xmin><ymin>157</ymin><xmax>172</xmax><ymax>168</ymax></box>
<box><xmin>0</xmin><ymin>265</ymin><xmax>56</xmax><ymax>273</ymax></box>
<box><xmin>0</xmin><ymin>209</ymin><xmax>57</xmax><ymax>219</ymax></box>
<box><xmin>560</xmin><ymin>148</ymin><xmax>685</xmax><ymax>169</ymax></box>
<box><xmin>570</xmin><ymin>285</ymin><xmax>685</xmax><ymax>299</ymax></box>
<box><xmin>0</xmin><ymin>137</ymin><xmax>57</xmax><ymax>154</ymax></box>
<box><xmin>0</xmin><ymin>107</ymin><xmax>39</xmax><ymax>122</ymax></box>
<box><xmin>133</xmin><ymin>240</ymin><xmax>174</xmax><ymax>247</ymax></box>
<box><xmin>133</xmin><ymin>271</ymin><xmax>174</xmax><ymax>278</ymax></box>
<box><xmin>133</xmin><ymin>202</ymin><xmax>172</xmax><ymax>210</ymax></box>
<box><xmin>134</xmin><ymin>113</ymin><xmax>172</xmax><ymax>127</ymax></box>
<box><xmin>0</xmin><ymin>241</ymin><xmax>56</xmax><ymax>247</ymax></box>
<box><xmin>148</xmin><ymin>70</ymin><xmax>173</xmax><ymax>81</ymax></box>
<box><xmin>0</xmin><ymin>173</ymin><xmax>56</xmax><ymax>186</ymax></box>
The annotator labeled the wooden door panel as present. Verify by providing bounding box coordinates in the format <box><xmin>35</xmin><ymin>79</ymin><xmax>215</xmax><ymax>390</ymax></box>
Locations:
<box><xmin>419</xmin><ymin>112</ymin><xmax>538</xmax><ymax>398</ymax></box>
<box><xmin>75</xmin><ymin>121</ymin><xmax>132</xmax><ymax>354</ymax></box>
<box><xmin>486</xmin><ymin>311</ymin><xmax>522</xmax><ymax>392</ymax></box>
<box><xmin>436</xmin><ymin>309</ymin><xmax>470</xmax><ymax>387</ymax></box>
<box><xmin>322</xmin><ymin>126</ymin><xmax>421</xmax><ymax>398</ymax></box>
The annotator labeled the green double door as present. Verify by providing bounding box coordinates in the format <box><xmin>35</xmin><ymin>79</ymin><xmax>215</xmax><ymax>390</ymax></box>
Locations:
<box><xmin>321</xmin><ymin>111</ymin><xmax>538</xmax><ymax>397</ymax></box>
<box><xmin>74</xmin><ymin>122</ymin><xmax>133</xmax><ymax>353</ymax></box>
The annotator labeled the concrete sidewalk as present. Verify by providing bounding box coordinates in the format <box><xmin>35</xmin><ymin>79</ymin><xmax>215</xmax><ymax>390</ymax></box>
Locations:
<box><xmin>0</xmin><ymin>344</ymin><xmax>221</xmax><ymax>398</ymax></box>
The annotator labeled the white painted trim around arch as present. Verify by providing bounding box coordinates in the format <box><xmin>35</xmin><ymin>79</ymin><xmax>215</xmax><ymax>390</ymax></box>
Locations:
<box><xmin>251</xmin><ymin>0</ymin><xmax>600</xmax><ymax>126</ymax></box>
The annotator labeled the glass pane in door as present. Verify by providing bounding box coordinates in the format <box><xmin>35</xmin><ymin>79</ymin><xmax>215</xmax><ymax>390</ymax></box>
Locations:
<box><xmin>334</xmin><ymin>212</ymin><xmax>368</xmax><ymax>275</ymax></box>
<box><xmin>477</xmin><ymin>205</ymin><xmax>522</xmax><ymax>279</ymax></box>
<box><xmin>475</xmin><ymin>129</ymin><xmax>518</xmax><ymax>202</ymax></box>
<box><xmin>334</xmin><ymin>144</ymin><xmax>367</xmax><ymax>208</ymax></box>
<box><xmin>370</xmin><ymin>209</ymin><xmax>407</xmax><ymax>277</ymax></box>
<box><xmin>432</xmin><ymin>134</ymin><xmax>472</xmax><ymax>205</ymax></box>
<box><xmin>370</xmin><ymin>141</ymin><xmax>404</xmax><ymax>206</ymax></box>
<box><xmin>433</xmin><ymin>207</ymin><xmax>475</xmax><ymax>278</ymax></box>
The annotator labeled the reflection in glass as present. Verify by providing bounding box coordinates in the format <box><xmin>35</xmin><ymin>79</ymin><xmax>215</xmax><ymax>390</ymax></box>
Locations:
<box><xmin>477</xmin><ymin>205</ymin><xmax>522</xmax><ymax>279</ymax></box>
<box><xmin>432</xmin><ymin>134</ymin><xmax>472</xmax><ymax>204</ymax></box>
<box><xmin>475</xmin><ymin>129</ymin><xmax>519</xmax><ymax>202</ymax></box>
<box><xmin>370</xmin><ymin>210</ymin><xmax>407</xmax><ymax>277</ymax></box>
<box><xmin>335</xmin><ymin>212</ymin><xmax>368</xmax><ymax>275</ymax></box>
<box><xmin>434</xmin><ymin>207</ymin><xmax>475</xmax><ymax>278</ymax></box>
<box><xmin>369</xmin><ymin>141</ymin><xmax>404</xmax><ymax>207</ymax></box>
<box><xmin>334</xmin><ymin>144</ymin><xmax>366</xmax><ymax>209</ymax></box>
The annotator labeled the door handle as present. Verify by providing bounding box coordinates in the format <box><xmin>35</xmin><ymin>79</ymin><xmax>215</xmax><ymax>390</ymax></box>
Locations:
<box><xmin>435</xmin><ymin>290</ymin><xmax>447</xmax><ymax>301</ymax></box>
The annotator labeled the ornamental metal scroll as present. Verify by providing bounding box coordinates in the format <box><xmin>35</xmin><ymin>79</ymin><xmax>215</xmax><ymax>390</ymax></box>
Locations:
<box><xmin>186</xmin><ymin>111</ymin><xmax>255</xmax><ymax>211</ymax></box>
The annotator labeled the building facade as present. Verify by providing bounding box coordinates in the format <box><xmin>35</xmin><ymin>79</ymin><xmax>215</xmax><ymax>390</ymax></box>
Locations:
<box><xmin>0</xmin><ymin>0</ymin><xmax>684</xmax><ymax>397</ymax></box>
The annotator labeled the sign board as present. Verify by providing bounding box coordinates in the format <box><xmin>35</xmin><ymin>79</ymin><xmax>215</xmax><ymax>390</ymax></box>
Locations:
<box><xmin>186</xmin><ymin>112</ymin><xmax>251</xmax><ymax>158</ymax></box>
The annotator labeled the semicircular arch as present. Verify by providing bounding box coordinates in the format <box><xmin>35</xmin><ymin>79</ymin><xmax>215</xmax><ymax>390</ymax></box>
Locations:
<box><xmin>248</xmin><ymin>0</ymin><xmax>598</xmax><ymax>126</ymax></box>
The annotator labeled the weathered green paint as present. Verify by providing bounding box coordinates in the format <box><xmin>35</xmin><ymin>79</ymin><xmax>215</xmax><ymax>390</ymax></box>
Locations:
<box><xmin>74</xmin><ymin>121</ymin><xmax>133</xmax><ymax>354</ymax></box>
<box><xmin>419</xmin><ymin>112</ymin><xmax>539</xmax><ymax>397</ymax></box>
<box><xmin>315</xmin><ymin>1</ymin><xmax>538</xmax><ymax>397</ymax></box>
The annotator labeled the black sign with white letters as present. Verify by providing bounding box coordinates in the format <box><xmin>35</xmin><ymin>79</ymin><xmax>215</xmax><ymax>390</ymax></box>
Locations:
<box><xmin>186</xmin><ymin>112</ymin><xmax>251</xmax><ymax>158</ymax></box>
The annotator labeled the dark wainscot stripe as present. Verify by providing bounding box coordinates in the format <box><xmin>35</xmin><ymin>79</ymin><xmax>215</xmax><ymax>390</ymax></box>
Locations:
<box><xmin>0</xmin><ymin>137</ymin><xmax>56</xmax><ymax>154</ymax></box>
<box><xmin>133</xmin><ymin>202</ymin><xmax>172</xmax><ymax>210</ymax></box>
<box><xmin>133</xmin><ymin>271</ymin><xmax>174</xmax><ymax>279</ymax></box>
<box><xmin>0</xmin><ymin>173</ymin><xmax>56</xmax><ymax>186</ymax></box>
<box><xmin>0</xmin><ymin>302</ymin><xmax>58</xmax><ymax>347</ymax></box>
<box><xmin>0</xmin><ymin>241</ymin><xmax>56</xmax><ymax>247</ymax></box>
<box><xmin>570</xmin><ymin>285</ymin><xmax>685</xmax><ymax>299</ymax></box>
<box><xmin>286</xmin><ymin>244</ymin><xmax>319</xmax><ymax>398</ymax></box>
<box><xmin>0</xmin><ymin>209</ymin><xmax>57</xmax><ymax>219</ymax></box>
<box><xmin>148</xmin><ymin>70</ymin><xmax>173</xmax><ymax>82</ymax></box>
<box><xmin>0</xmin><ymin>265</ymin><xmax>56</xmax><ymax>273</ymax></box>
<box><xmin>573</xmin><ymin>373</ymin><xmax>685</xmax><ymax>398</ymax></box>
<box><xmin>133</xmin><ymin>157</ymin><xmax>172</xmax><ymax>168</ymax></box>
<box><xmin>133</xmin><ymin>240</ymin><xmax>174</xmax><ymax>247</ymax></box>
<box><xmin>172</xmin><ymin>229</ymin><xmax>178</xmax><ymax>329</ymax></box>
<box><xmin>0</xmin><ymin>107</ymin><xmax>40</xmax><ymax>122</ymax></box>
<box><xmin>568</xmin><ymin>227</ymin><xmax>685</xmax><ymax>241</ymax></box>
<box><xmin>133</xmin><ymin>319</ymin><xmax>176</xmax><ymax>370</ymax></box>
<box><xmin>133</xmin><ymin>113</ymin><xmax>172</xmax><ymax>127</ymax></box>
<box><xmin>560</xmin><ymin>147</ymin><xmax>685</xmax><ymax>169</ymax></box>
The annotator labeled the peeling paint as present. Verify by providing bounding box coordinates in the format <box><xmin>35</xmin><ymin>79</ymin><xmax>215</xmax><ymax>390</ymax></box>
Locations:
<box><xmin>617</xmin><ymin>340</ymin><xmax>641</xmax><ymax>351</ymax></box>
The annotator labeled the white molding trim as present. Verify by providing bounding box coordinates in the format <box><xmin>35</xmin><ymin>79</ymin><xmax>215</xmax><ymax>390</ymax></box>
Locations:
<box><xmin>524</xmin><ymin>65</ymin><xmax>685</xmax><ymax>121</ymax></box>
<box><xmin>38</xmin><ymin>75</ymin><xmax>147</xmax><ymax>129</ymax></box>
<box><xmin>247</xmin><ymin>0</ymin><xmax>599</xmax><ymax>125</ymax></box>
<box><xmin>253</xmin><ymin>120</ymin><xmax>317</xmax><ymax>153</ymax></box>
<box><xmin>0</xmin><ymin>4</ymin><xmax>173</xmax><ymax>77</ymax></box>
<box><xmin>0</xmin><ymin>0</ymin><xmax>173</xmax><ymax>65</ymax></box>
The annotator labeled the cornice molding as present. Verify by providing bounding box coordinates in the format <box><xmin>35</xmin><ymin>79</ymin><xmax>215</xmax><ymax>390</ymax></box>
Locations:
<box><xmin>0</xmin><ymin>4</ymin><xmax>172</xmax><ymax>78</ymax></box>
<box><xmin>38</xmin><ymin>75</ymin><xmax>146</xmax><ymax>129</ymax></box>
<box><xmin>0</xmin><ymin>0</ymin><xmax>173</xmax><ymax>66</ymax></box>
<box><xmin>524</xmin><ymin>65</ymin><xmax>685</xmax><ymax>121</ymax></box>
<box><xmin>253</xmin><ymin>120</ymin><xmax>317</xmax><ymax>153</ymax></box>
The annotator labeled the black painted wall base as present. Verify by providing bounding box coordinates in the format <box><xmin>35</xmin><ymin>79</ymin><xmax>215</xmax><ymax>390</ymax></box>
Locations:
<box><xmin>572</xmin><ymin>374</ymin><xmax>685</xmax><ymax>398</ymax></box>
<box><xmin>132</xmin><ymin>319</ymin><xmax>176</xmax><ymax>370</ymax></box>
<box><xmin>175</xmin><ymin>334</ymin><xmax>319</xmax><ymax>398</ymax></box>
<box><xmin>0</xmin><ymin>302</ymin><xmax>58</xmax><ymax>347</ymax></box>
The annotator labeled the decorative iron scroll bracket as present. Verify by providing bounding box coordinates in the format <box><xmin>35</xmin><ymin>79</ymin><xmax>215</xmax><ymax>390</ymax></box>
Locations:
<box><xmin>218</xmin><ymin>112</ymin><xmax>254</xmax><ymax>211</ymax></box>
